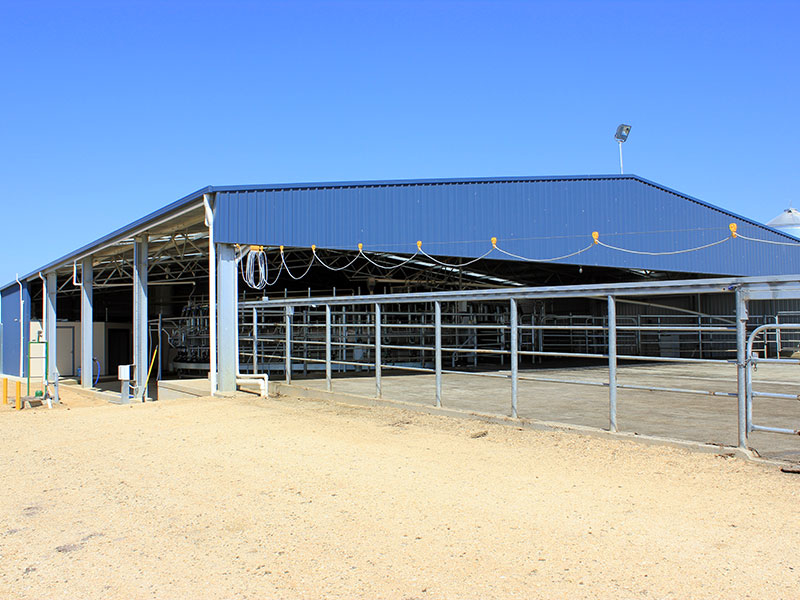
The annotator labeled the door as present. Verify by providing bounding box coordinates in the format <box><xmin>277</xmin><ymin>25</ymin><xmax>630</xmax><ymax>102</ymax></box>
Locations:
<box><xmin>107</xmin><ymin>328</ymin><xmax>131</xmax><ymax>377</ymax></box>
<box><xmin>56</xmin><ymin>326</ymin><xmax>75</xmax><ymax>377</ymax></box>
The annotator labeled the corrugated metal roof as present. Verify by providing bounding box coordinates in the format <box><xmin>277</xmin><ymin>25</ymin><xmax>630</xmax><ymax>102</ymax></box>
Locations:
<box><xmin>0</xmin><ymin>186</ymin><xmax>212</xmax><ymax>290</ymax></box>
<box><xmin>3</xmin><ymin>174</ymin><xmax>800</xmax><ymax>290</ymax></box>
<box><xmin>212</xmin><ymin>175</ymin><xmax>800</xmax><ymax>277</ymax></box>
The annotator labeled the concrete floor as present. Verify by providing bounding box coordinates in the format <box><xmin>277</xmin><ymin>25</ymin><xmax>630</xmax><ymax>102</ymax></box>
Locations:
<box><xmin>294</xmin><ymin>362</ymin><xmax>800</xmax><ymax>462</ymax></box>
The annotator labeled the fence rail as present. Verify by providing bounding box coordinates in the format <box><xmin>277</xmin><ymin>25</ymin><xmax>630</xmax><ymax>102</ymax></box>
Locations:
<box><xmin>234</xmin><ymin>279</ymin><xmax>800</xmax><ymax>450</ymax></box>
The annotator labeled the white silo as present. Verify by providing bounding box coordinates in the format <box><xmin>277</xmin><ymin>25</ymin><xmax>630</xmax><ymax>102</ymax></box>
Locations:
<box><xmin>767</xmin><ymin>208</ymin><xmax>800</xmax><ymax>239</ymax></box>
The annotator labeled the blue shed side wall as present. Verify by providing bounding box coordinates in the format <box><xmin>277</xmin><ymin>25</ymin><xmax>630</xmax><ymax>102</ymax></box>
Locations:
<box><xmin>213</xmin><ymin>178</ymin><xmax>800</xmax><ymax>277</ymax></box>
<box><xmin>1</xmin><ymin>283</ymin><xmax>30</xmax><ymax>377</ymax></box>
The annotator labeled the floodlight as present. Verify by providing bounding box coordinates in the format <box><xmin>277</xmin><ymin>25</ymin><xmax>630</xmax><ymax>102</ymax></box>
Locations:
<box><xmin>614</xmin><ymin>123</ymin><xmax>632</xmax><ymax>174</ymax></box>
<box><xmin>615</xmin><ymin>124</ymin><xmax>631</xmax><ymax>143</ymax></box>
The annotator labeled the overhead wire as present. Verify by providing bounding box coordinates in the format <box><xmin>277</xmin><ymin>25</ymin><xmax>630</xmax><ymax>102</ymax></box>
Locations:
<box><xmin>313</xmin><ymin>247</ymin><xmax>364</xmax><ymax>272</ymax></box>
<box><xmin>357</xmin><ymin>246</ymin><xmax>423</xmax><ymax>270</ymax></box>
<box><xmin>735</xmin><ymin>233</ymin><xmax>800</xmax><ymax>246</ymax></box>
<box><xmin>280</xmin><ymin>246</ymin><xmax>316</xmax><ymax>280</ymax></box>
<box><xmin>596</xmin><ymin>235</ymin><xmax>732</xmax><ymax>256</ymax></box>
<box><xmin>495</xmin><ymin>243</ymin><xmax>595</xmax><ymax>262</ymax></box>
<box><xmin>419</xmin><ymin>247</ymin><xmax>494</xmax><ymax>267</ymax></box>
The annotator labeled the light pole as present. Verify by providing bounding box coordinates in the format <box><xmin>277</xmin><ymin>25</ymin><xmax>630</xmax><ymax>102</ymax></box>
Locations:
<box><xmin>615</xmin><ymin>124</ymin><xmax>631</xmax><ymax>174</ymax></box>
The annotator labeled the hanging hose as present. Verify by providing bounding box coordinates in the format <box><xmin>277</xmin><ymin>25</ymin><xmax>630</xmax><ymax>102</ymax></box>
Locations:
<box><xmin>93</xmin><ymin>357</ymin><xmax>101</xmax><ymax>387</ymax></box>
<box><xmin>242</xmin><ymin>246</ymin><xmax>268</xmax><ymax>289</ymax></box>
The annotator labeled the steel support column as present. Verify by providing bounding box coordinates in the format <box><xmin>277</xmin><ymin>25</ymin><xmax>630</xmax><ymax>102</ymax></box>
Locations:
<box><xmin>217</xmin><ymin>243</ymin><xmax>238</xmax><ymax>393</ymax></box>
<box><xmin>81</xmin><ymin>257</ymin><xmax>93</xmax><ymax>388</ymax></box>
<box><xmin>133</xmin><ymin>236</ymin><xmax>148</xmax><ymax>397</ymax></box>
<box><xmin>45</xmin><ymin>272</ymin><xmax>58</xmax><ymax>402</ymax></box>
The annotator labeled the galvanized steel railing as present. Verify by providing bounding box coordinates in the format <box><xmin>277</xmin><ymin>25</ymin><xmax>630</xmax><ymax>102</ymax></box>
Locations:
<box><xmin>238</xmin><ymin>276</ymin><xmax>800</xmax><ymax>450</ymax></box>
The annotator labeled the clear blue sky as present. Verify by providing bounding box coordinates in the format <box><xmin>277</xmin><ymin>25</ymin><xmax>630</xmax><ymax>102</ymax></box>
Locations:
<box><xmin>1</xmin><ymin>0</ymin><xmax>797</xmax><ymax>285</ymax></box>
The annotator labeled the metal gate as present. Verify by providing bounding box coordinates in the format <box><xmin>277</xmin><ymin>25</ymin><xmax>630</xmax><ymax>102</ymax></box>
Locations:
<box><xmin>746</xmin><ymin>323</ymin><xmax>800</xmax><ymax>437</ymax></box>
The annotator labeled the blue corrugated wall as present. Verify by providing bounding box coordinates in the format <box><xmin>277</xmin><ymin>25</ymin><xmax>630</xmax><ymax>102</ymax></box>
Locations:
<box><xmin>213</xmin><ymin>177</ymin><xmax>800</xmax><ymax>276</ymax></box>
<box><xmin>1</xmin><ymin>282</ymin><xmax>30</xmax><ymax>377</ymax></box>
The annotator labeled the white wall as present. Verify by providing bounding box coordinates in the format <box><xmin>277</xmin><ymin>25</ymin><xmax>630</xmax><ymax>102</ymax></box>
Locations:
<box><xmin>28</xmin><ymin>321</ymin><xmax>131</xmax><ymax>379</ymax></box>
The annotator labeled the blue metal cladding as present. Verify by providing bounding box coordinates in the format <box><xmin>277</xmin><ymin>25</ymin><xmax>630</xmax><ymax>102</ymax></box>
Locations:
<box><xmin>212</xmin><ymin>176</ymin><xmax>800</xmax><ymax>277</ymax></box>
<box><xmin>1</xmin><ymin>282</ymin><xmax>30</xmax><ymax>377</ymax></box>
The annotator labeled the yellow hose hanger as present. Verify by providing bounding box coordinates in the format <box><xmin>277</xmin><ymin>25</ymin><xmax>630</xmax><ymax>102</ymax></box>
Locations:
<box><xmin>238</xmin><ymin>223</ymin><xmax>798</xmax><ymax>289</ymax></box>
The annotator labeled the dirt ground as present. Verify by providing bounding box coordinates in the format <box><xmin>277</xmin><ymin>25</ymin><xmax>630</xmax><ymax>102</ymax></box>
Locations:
<box><xmin>1</xmin><ymin>389</ymin><xmax>798</xmax><ymax>599</ymax></box>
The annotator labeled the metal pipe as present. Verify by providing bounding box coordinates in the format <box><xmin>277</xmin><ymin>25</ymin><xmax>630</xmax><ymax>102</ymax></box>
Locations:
<box><xmin>750</xmin><ymin>424</ymin><xmax>800</xmax><ymax>435</ymax></box>
<box><xmin>375</xmin><ymin>303</ymin><xmax>382</xmax><ymax>398</ymax></box>
<box><xmin>285</xmin><ymin>306</ymin><xmax>292</xmax><ymax>384</ymax></box>
<box><xmin>15</xmin><ymin>274</ymin><xmax>24</xmax><ymax>377</ymax></box>
<box><xmin>242</xmin><ymin>274</ymin><xmax>800</xmax><ymax>308</ymax></box>
<box><xmin>736</xmin><ymin>288</ymin><xmax>748</xmax><ymax>449</ymax></box>
<box><xmin>203</xmin><ymin>194</ymin><xmax>217</xmax><ymax>396</ymax></box>
<box><xmin>751</xmin><ymin>390</ymin><xmax>800</xmax><ymax>400</ymax></box>
<box><xmin>157</xmin><ymin>313</ymin><xmax>163</xmax><ymax>383</ymax></box>
<box><xmin>252</xmin><ymin>307</ymin><xmax>258</xmax><ymax>374</ymax></box>
<box><xmin>325</xmin><ymin>305</ymin><xmax>332</xmax><ymax>391</ymax></box>
<box><xmin>435</xmin><ymin>300</ymin><xmax>442</xmax><ymax>407</ymax></box>
<box><xmin>38</xmin><ymin>272</ymin><xmax>47</xmax><ymax>387</ymax></box>
<box><xmin>510</xmin><ymin>298</ymin><xmax>518</xmax><ymax>418</ymax></box>
<box><xmin>608</xmin><ymin>295</ymin><xmax>618</xmax><ymax>432</ymax></box>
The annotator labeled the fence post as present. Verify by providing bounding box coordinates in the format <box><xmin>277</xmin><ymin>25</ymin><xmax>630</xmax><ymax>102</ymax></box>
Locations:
<box><xmin>252</xmin><ymin>307</ymin><xmax>258</xmax><ymax>374</ymax></box>
<box><xmin>608</xmin><ymin>295</ymin><xmax>618</xmax><ymax>432</ymax></box>
<box><xmin>435</xmin><ymin>301</ymin><xmax>442</xmax><ymax>407</ymax></box>
<box><xmin>736</xmin><ymin>288</ymin><xmax>748</xmax><ymax>449</ymax></box>
<box><xmin>510</xmin><ymin>298</ymin><xmax>518</xmax><ymax>418</ymax></box>
<box><xmin>285</xmin><ymin>306</ymin><xmax>292</xmax><ymax>385</ymax></box>
<box><xmin>325</xmin><ymin>305</ymin><xmax>332</xmax><ymax>391</ymax></box>
<box><xmin>2</xmin><ymin>378</ymin><xmax>7</xmax><ymax>405</ymax></box>
<box><xmin>375</xmin><ymin>303</ymin><xmax>382</xmax><ymax>398</ymax></box>
<box><xmin>15</xmin><ymin>381</ymin><xmax>21</xmax><ymax>411</ymax></box>
<box><xmin>697</xmin><ymin>315</ymin><xmax>703</xmax><ymax>359</ymax></box>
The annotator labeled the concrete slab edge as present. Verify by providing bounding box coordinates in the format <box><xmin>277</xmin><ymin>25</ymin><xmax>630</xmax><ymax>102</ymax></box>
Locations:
<box><xmin>269</xmin><ymin>382</ymin><xmax>779</xmax><ymax>466</ymax></box>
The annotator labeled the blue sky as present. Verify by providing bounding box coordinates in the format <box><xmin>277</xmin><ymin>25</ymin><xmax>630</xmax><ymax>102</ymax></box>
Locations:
<box><xmin>1</xmin><ymin>0</ymin><xmax>798</xmax><ymax>284</ymax></box>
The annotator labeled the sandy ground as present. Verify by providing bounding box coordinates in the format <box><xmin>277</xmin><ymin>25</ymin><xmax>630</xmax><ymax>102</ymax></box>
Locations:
<box><xmin>1</xmin><ymin>390</ymin><xmax>799</xmax><ymax>599</ymax></box>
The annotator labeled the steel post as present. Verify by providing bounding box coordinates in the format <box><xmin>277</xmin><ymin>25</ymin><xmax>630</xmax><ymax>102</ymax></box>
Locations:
<box><xmin>608</xmin><ymin>295</ymin><xmax>618</xmax><ymax>432</ymax></box>
<box><xmin>252</xmin><ymin>307</ymin><xmax>258</xmax><ymax>374</ymax></box>
<box><xmin>157</xmin><ymin>313</ymin><xmax>163</xmax><ymax>383</ymax></box>
<box><xmin>375</xmin><ymin>303</ymin><xmax>382</xmax><ymax>398</ymax></box>
<box><xmin>132</xmin><ymin>236</ymin><xmax>149</xmax><ymax>396</ymax></box>
<box><xmin>285</xmin><ymin>306</ymin><xmax>292</xmax><ymax>385</ymax></box>
<box><xmin>435</xmin><ymin>301</ymin><xmax>442</xmax><ymax>407</ymax></box>
<box><xmin>746</xmin><ymin>348</ymin><xmax>753</xmax><ymax>434</ymax></box>
<box><xmin>325</xmin><ymin>305</ymin><xmax>332</xmax><ymax>391</ymax></box>
<box><xmin>81</xmin><ymin>257</ymin><xmax>94</xmax><ymax>389</ymax></box>
<box><xmin>45</xmin><ymin>272</ymin><xmax>58</xmax><ymax>403</ymax></box>
<box><xmin>736</xmin><ymin>288</ymin><xmax>748</xmax><ymax>449</ymax></box>
<box><xmin>203</xmin><ymin>193</ymin><xmax>217</xmax><ymax>395</ymax></box>
<box><xmin>510</xmin><ymin>298</ymin><xmax>518</xmax><ymax>418</ymax></box>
